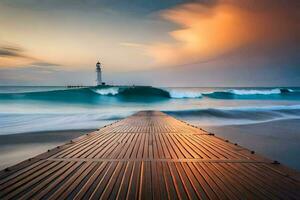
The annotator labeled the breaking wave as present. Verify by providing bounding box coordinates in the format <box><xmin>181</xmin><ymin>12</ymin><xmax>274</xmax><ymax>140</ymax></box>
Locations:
<box><xmin>165</xmin><ymin>89</ymin><xmax>202</xmax><ymax>98</ymax></box>
<box><xmin>91</xmin><ymin>86</ymin><xmax>170</xmax><ymax>98</ymax></box>
<box><xmin>92</xmin><ymin>87</ymin><xmax>119</xmax><ymax>96</ymax></box>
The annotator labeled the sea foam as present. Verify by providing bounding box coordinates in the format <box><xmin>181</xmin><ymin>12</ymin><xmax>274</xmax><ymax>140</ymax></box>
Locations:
<box><xmin>227</xmin><ymin>88</ymin><xmax>282</xmax><ymax>95</ymax></box>
<box><xmin>166</xmin><ymin>89</ymin><xmax>202</xmax><ymax>98</ymax></box>
<box><xmin>92</xmin><ymin>87</ymin><xmax>119</xmax><ymax>95</ymax></box>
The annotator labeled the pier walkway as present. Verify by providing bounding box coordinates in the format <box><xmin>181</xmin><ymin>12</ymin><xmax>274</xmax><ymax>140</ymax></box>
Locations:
<box><xmin>0</xmin><ymin>111</ymin><xmax>300</xmax><ymax>199</ymax></box>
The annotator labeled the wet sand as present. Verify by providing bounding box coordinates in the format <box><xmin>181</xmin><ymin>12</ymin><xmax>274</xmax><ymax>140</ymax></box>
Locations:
<box><xmin>0</xmin><ymin>129</ymin><xmax>95</xmax><ymax>170</ymax></box>
<box><xmin>203</xmin><ymin>119</ymin><xmax>300</xmax><ymax>171</ymax></box>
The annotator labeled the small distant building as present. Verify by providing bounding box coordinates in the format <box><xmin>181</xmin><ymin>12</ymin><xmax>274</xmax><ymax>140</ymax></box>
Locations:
<box><xmin>96</xmin><ymin>61</ymin><xmax>105</xmax><ymax>86</ymax></box>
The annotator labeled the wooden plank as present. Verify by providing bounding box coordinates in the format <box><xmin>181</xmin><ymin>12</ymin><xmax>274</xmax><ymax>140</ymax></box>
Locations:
<box><xmin>29</xmin><ymin>161</ymin><xmax>83</xmax><ymax>200</ymax></box>
<box><xmin>73</xmin><ymin>162</ymin><xmax>108</xmax><ymax>200</ymax></box>
<box><xmin>116</xmin><ymin>162</ymin><xmax>134</xmax><ymax>199</ymax></box>
<box><xmin>218</xmin><ymin>163</ymin><xmax>272</xmax><ymax>199</ymax></box>
<box><xmin>140</xmin><ymin>161</ymin><xmax>152</xmax><ymax>200</ymax></box>
<box><xmin>90</xmin><ymin>162</ymin><xmax>118</xmax><ymax>199</ymax></box>
<box><xmin>101</xmin><ymin>161</ymin><xmax>125</xmax><ymax>199</ymax></box>
<box><xmin>126</xmin><ymin>161</ymin><xmax>141</xmax><ymax>200</ymax></box>
<box><xmin>162</xmin><ymin>162</ymin><xmax>179</xmax><ymax>200</ymax></box>
<box><xmin>2</xmin><ymin>161</ymin><xmax>70</xmax><ymax>199</ymax></box>
<box><xmin>47</xmin><ymin>162</ymin><xmax>95</xmax><ymax>199</ymax></box>
<box><xmin>174</xmin><ymin>162</ymin><xmax>199</xmax><ymax>199</ymax></box>
<box><xmin>181</xmin><ymin>162</ymin><xmax>209</xmax><ymax>200</ymax></box>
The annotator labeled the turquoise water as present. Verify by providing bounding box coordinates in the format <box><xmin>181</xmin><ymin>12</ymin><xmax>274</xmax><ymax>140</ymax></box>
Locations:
<box><xmin>1</xmin><ymin>86</ymin><xmax>300</xmax><ymax>134</ymax></box>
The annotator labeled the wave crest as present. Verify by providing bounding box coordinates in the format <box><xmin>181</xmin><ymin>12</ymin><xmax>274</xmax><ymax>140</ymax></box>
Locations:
<box><xmin>91</xmin><ymin>87</ymin><xmax>119</xmax><ymax>96</ymax></box>
<box><xmin>167</xmin><ymin>89</ymin><xmax>202</xmax><ymax>98</ymax></box>
<box><xmin>227</xmin><ymin>89</ymin><xmax>281</xmax><ymax>95</ymax></box>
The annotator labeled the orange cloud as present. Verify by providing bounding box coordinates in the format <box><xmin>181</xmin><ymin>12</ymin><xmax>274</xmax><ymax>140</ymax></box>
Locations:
<box><xmin>147</xmin><ymin>0</ymin><xmax>300</xmax><ymax>66</ymax></box>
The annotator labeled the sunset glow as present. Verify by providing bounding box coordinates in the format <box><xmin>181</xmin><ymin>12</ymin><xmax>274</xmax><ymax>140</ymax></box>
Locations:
<box><xmin>147</xmin><ymin>1</ymin><xmax>300</xmax><ymax>66</ymax></box>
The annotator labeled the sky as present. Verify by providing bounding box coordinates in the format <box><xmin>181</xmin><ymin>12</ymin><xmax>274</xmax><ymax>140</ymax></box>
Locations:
<box><xmin>0</xmin><ymin>0</ymin><xmax>299</xmax><ymax>86</ymax></box>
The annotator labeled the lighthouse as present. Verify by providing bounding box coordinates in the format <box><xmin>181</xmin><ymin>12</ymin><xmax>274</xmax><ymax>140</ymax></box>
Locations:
<box><xmin>96</xmin><ymin>61</ymin><xmax>102</xmax><ymax>86</ymax></box>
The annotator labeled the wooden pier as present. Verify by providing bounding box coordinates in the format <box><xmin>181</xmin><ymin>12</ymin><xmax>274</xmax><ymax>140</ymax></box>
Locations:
<box><xmin>0</xmin><ymin>111</ymin><xmax>299</xmax><ymax>199</ymax></box>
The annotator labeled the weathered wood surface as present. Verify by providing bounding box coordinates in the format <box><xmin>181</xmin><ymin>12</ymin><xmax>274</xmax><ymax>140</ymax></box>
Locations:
<box><xmin>0</xmin><ymin>111</ymin><xmax>299</xmax><ymax>199</ymax></box>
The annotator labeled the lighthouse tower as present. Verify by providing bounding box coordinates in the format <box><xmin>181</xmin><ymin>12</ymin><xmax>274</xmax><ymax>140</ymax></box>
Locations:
<box><xmin>96</xmin><ymin>61</ymin><xmax>102</xmax><ymax>86</ymax></box>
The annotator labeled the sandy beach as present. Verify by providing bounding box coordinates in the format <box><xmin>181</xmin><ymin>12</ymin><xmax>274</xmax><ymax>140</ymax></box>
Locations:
<box><xmin>203</xmin><ymin>119</ymin><xmax>300</xmax><ymax>171</ymax></box>
<box><xmin>0</xmin><ymin>129</ymin><xmax>95</xmax><ymax>170</ymax></box>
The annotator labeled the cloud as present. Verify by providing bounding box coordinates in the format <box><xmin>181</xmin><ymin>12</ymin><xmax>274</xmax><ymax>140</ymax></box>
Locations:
<box><xmin>0</xmin><ymin>44</ymin><xmax>36</xmax><ymax>67</ymax></box>
<box><xmin>30</xmin><ymin>62</ymin><xmax>61</xmax><ymax>67</ymax></box>
<box><xmin>0</xmin><ymin>43</ymin><xmax>61</xmax><ymax>68</ymax></box>
<box><xmin>0</xmin><ymin>45</ymin><xmax>25</xmax><ymax>57</ymax></box>
<box><xmin>0</xmin><ymin>67</ymin><xmax>95</xmax><ymax>86</ymax></box>
<box><xmin>146</xmin><ymin>0</ymin><xmax>300</xmax><ymax>66</ymax></box>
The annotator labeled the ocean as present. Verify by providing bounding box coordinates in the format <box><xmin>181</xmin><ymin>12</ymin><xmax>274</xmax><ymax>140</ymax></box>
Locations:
<box><xmin>0</xmin><ymin>86</ymin><xmax>300</xmax><ymax>170</ymax></box>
